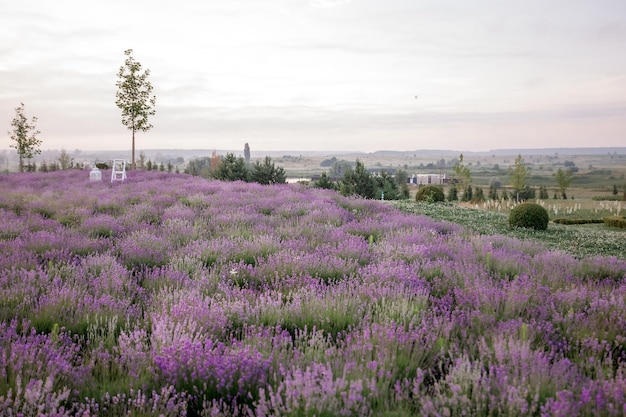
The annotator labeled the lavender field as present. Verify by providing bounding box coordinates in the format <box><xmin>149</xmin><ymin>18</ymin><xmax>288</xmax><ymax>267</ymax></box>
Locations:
<box><xmin>1</xmin><ymin>170</ymin><xmax>625</xmax><ymax>416</ymax></box>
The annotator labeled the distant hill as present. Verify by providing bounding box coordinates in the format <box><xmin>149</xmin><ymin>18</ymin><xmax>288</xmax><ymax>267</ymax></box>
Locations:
<box><xmin>27</xmin><ymin>147</ymin><xmax>626</xmax><ymax>165</ymax></box>
<box><xmin>374</xmin><ymin>147</ymin><xmax>626</xmax><ymax>157</ymax></box>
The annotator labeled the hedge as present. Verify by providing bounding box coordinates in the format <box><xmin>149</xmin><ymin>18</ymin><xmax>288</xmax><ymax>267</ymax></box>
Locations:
<box><xmin>603</xmin><ymin>216</ymin><xmax>626</xmax><ymax>229</ymax></box>
<box><xmin>553</xmin><ymin>219</ymin><xmax>604</xmax><ymax>225</ymax></box>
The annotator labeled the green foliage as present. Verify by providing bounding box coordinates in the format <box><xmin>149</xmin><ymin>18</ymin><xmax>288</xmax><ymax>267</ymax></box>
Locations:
<box><xmin>553</xmin><ymin>218</ymin><xmax>604</xmax><ymax>225</ymax></box>
<box><xmin>392</xmin><ymin>200</ymin><xmax>625</xmax><ymax>259</ymax></box>
<box><xmin>185</xmin><ymin>157</ymin><xmax>213</xmax><ymax>179</ymax></box>
<box><xmin>488</xmin><ymin>183</ymin><xmax>499</xmax><ymax>200</ymax></box>
<box><xmin>555</xmin><ymin>167</ymin><xmax>574</xmax><ymax>199</ymax></box>
<box><xmin>340</xmin><ymin>160</ymin><xmax>374</xmax><ymax>199</ymax></box>
<box><xmin>509</xmin><ymin>202</ymin><xmax>550</xmax><ymax>230</ymax></box>
<box><xmin>592</xmin><ymin>195</ymin><xmax>622</xmax><ymax>201</ymax></box>
<box><xmin>508</xmin><ymin>155</ymin><xmax>528</xmax><ymax>202</ymax></box>
<box><xmin>250</xmin><ymin>156</ymin><xmax>287</xmax><ymax>185</ymax></box>
<box><xmin>9</xmin><ymin>102</ymin><xmax>41</xmax><ymax>173</ymax></box>
<box><xmin>461</xmin><ymin>185</ymin><xmax>473</xmax><ymax>202</ymax></box>
<box><xmin>57</xmin><ymin>149</ymin><xmax>73</xmax><ymax>170</ymax></box>
<box><xmin>415</xmin><ymin>185</ymin><xmax>445</xmax><ymax>203</ymax></box>
<box><xmin>447</xmin><ymin>186</ymin><xmax>458</xmax><ymax>202</ymax></box>
<box><xmin>328</xmin><ymin>160</ymin><xmax>354</xmax><ymax>178</ymax></box>
<box><xmin>115</xmin><ymin>49</ymin><xmax>156</xmax><ymax>169</ymax></box>
<box><xmin>374</xmin><ymin>170</ymin><xmax>400</xmax><ymax>200</ymax></box>
<box><xmin>473</xmin><ymin>186</ymin><xmax>485</xmax><ymax>203</ymax></box>
<box><xmin>517</xmin><ymin>185</ymin><xmax>536</xmax><ymax>201</ymax></box>
<box><xmin>213</xmin><ymin>153</ymin><xmax>249</xmax><ymax>182</ymax></box>
<box><xmin>314</xmin><ymin>172</ymin><xmax>337</xmax><ymax>190</ymax></box>
<box><xmin>604</xmin><ymin>216</ymin><xmax>626</xmax><ymax>229</ymax></box>
<box><xmin>394</xmin><ymin>169</ymin><xmax>411</xmax><ymax>199</ymax></box>
<box><xmin>452</xmin><ymin>154</ymin><xmax>471</xmax><ymax>190</ymax></box>
<box><xmin>320</xmin><ymin>156</ymin><xmax>338</xmax><ymax>167</ymax></box>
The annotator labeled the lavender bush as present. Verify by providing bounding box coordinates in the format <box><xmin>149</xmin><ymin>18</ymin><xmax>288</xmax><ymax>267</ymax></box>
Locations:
<box><xmin>0</xmin><ymin>170</ymin><xmax>625</xmax><ymax>416</ymax></box>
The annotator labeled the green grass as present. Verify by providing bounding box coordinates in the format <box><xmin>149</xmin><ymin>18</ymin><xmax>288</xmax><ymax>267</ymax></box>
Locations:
<box><xmin>391</xmin><ymin>201</ymin><xmax>626</xmax><ymax>259</ymax></box>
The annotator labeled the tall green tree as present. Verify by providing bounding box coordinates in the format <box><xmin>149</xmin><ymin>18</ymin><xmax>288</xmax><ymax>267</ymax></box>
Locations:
<box><xmin>508</xmin><ymin>154</ymin><xmax>528</xmax><ymax>202</ymax></box>
<box><xmin>452</xmin><ymin>154</ymin><xmax>472</xmax><ymax>200</ymax></box>
<box><xmin>373</xmin><ymin>170</ymin><xmax>399</xmax><ymax>200</ymax></box>
<box><xmin>555</xmin><ymin>167</ymin><xmax>574</xmax><ymax>199</ymax></box>
<box><xmin>116</xmin><ymin>49</ymin><xmax>156</xmax><ymax>169</ymax></box>
<box><xmin>213</xmin><ymin>152</ymin><xmax>249</xmax><ymax>182</ymax></box>
<box><xmin>250</xmin><ymin>156</ymin><xmax>286</xmax><ymax>185</ymax></box>
<box><xmin>340</xmin><ymin>160</ymin><xmax>374</xmax><ymax>199</ymax></box>
<box><xmin>9</xmin><ymin>102</ymin><xmax>41</xmax><ymax>173</ymax></box>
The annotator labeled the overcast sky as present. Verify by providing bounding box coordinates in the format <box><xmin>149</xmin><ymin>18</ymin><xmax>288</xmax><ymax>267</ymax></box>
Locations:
<box><xmin>2</xmin><ymin>0</ymin><xmax>625</xmax><ymax>153</ymax></box>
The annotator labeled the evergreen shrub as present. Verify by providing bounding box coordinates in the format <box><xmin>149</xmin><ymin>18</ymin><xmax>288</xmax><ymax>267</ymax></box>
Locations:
<box><xmin>415</xmin><ymin>185</ymin><xmax>445</xmax><ymax>203</ymax></box>
<box><xmin>508</xmin><ymin>202</ymin><xmax>550</xmax><ymax>230</ymax></box>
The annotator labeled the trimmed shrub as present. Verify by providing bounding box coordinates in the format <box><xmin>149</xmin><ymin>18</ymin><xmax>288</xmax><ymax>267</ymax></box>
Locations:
<box><xmin>592</xmin><ymin>196</ymin><xmax>622</xmax><ymax>202</ymax></box>
<box><xmin>553</xmin><ymin>219</ymin><xmax>604</xmax><ymax>225</ymax></box>
<box><xmin>604</xmin><ymin>216</ymin><xmax>626</xmax><ymax>229</ymax></box>
<box><xmin>509</xmin><ymin>202</ymin><xmax>549</xmax><ymax>230</ymax></box>
<box><xmin>415</xmin><ymin>185</ymin><xmax>445</xmax><ymax>203</ymax></box>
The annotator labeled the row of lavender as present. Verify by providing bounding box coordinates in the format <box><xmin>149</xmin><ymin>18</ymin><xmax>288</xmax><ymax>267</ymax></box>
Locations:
<box><xmin>0</xmin><ymin>170</ymin><xmax>625</xmax><ymax>416</ymax></box>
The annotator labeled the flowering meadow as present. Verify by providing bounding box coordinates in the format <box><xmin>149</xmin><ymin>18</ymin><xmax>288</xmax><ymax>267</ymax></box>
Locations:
<box><xmin>1</xmin><ymin>170</ymin><xmax>625</xmax><ymax>416</ymax></box>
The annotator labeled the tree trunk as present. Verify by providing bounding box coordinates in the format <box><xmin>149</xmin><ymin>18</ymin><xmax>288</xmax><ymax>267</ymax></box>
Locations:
<box><xmin>132</xmin><ymin>128</ymin><xmax>136</xmax><ymax>170</ymax></box>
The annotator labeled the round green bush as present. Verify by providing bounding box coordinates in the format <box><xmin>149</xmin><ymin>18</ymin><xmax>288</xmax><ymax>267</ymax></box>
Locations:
<box><xmin>508</xmin><ymin>202</ymin><xmax>549</xmax><ymax>230</ymax></box>
<box><xmin>415</xmin><ymin>185</ymin><xmax>445</xmax><ymax>203</ymax></box>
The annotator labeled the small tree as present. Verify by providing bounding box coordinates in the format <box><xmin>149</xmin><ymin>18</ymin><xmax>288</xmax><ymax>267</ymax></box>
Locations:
<box><xmin>116</xmin><ymin>49</ymin><xmax>156</xmax><ymax>169</ymax></box>
<box><xmin>447</xmin><ymin>186</ymin><xmax>459</xmax><ymax>202</ymax></box>
<box><xmin>462</xmin><ymin>185</ymin><xmax>473</xmax><ymax>202</ymax></box>
<box><xmin>488</xmin><ymin>183</ymin><xmax>499</xmax><ymax>200</ymax></box>
<box><xmin>373</xmin><ymin>170</ymin><xmax>399</xmax><ymax>200</ymax></box>
<box><xmin>340</xmin><ymin>160</ymin><xmax>374</xmax><ymax>199</ymax></box>
<box><xmin>473</xmin><ymin>186</ymin><xmax>485</xmax><ymax>203</ymax></box>
<box><xmin>452</xmin><ymin>154</ymin><xmax>471</xmax><ymax>191</ymax></box>
<box><xmin>555</xmin><ymin>167</ymin><xmax>573</xmax><ymax>199</ymax></box>
<box><xmin>250</xmin><ymin>156</ymin><xmax>286</xmax><ymax>185</ymax></box>
<box><xmin>314</xmin><ymin>172</ymin><xmax>337</xmax><ymax>190</ymax></box>
<box><xmin>210</xmin><ymin>151</ymin><xmax>221</xmax><ymax>174</ymax></box>
<box><xmin>9</xmin><ymin>103</ymin><xmax>42</xmax><ymax>173</ymax></box>
<box><xmin>394</xmin><ymin>169</ymin><xmax>410</xmax><ymax>199</ymax></box>
<box><xmin>213</xmin><ymin>152</ymin><xmax>249</xmax><ymax>182</ymax></box>
<box><xmin>508</xmin><ymin>154</ymin><xmax>528</xmax><ymax>202</ymax></box>
<box><xmin>138</xmin><ymin>152</ymin><xmax>147</xmax><ymax>169</ymax></box>
<box><xmin>57</xmin><ymin>149</ymin><xmax>73</xmax><ymax>170</ymax></box>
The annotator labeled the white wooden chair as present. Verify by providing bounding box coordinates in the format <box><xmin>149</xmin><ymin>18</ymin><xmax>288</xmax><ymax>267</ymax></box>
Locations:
<box><xmin>111</xmin><ymin>159</ymin><xmax>127</xmax><ymax>182</ymax></box>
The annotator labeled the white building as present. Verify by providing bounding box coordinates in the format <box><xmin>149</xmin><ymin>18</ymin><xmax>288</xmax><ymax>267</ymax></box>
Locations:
<box><xmin>410</xmin><ymin>173</ymin><xmax>447</xmax><ymax>185</ymax></box>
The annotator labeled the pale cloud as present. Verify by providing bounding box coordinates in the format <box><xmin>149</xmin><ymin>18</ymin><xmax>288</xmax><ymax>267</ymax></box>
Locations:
<box><xmin>309</xmin><ymin>0</ymin><xmax>351</xmax><ymax>8</ymax></box>
<box><xmin>1</xmin><ymin>0</ymin><xmax>626</xmax><ymax>152</ymax></box>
